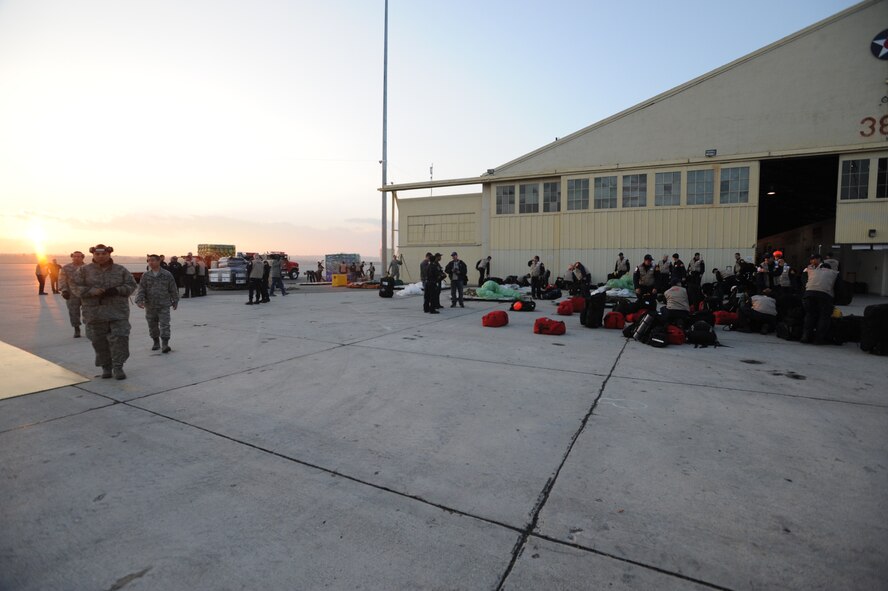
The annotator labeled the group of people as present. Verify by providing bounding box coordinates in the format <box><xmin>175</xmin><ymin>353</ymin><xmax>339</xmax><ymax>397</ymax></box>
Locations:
<box><xmin>631</xmin><ymin>249</ymin><xmax>842</xmax><ymax>346</ymax></box>
<box><xmin>34</xmin><ymin>259</ymin><xmax>62</xmax><ymax>295</ymax></box>
<box><xmin>337</xmin><ymin>260</ymin><xmax>375</xmax><ymax>283</ymax></box>
<box><xmin>418</xmin><ymin>252</ymin><xmax>469</xmax><ymax>313</ymax></box>
<box><xmin>147</xmin><ymin>253</ymin><xmax>208</xmax><ymax>299</ymax></box>
<box><xmin>245</xmin><ymin>253</ymin><xmax>291</xmax><ymax>304</ymax></box>
<box><xmin>51</xmin><ymin>245</ymin><xmax>180</xmax><ymax>381</ymax></box>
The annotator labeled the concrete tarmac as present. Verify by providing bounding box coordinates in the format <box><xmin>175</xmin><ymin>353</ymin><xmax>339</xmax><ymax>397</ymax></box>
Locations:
<box><xmin>1</xmin><ymin>274</ymin><xmax>886</xmax><ymax>590</ymax></box>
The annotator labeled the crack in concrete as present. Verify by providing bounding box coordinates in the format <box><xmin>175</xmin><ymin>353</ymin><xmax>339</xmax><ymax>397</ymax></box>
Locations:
<box><xmin>495</xmin><ymin>339</ymin><xmax>629</xmax><ymax>590</ymax></box>
<box><xmin>105</xmin><ymin>566</ymin><xmax>151</xmax><ymax>591</ymax></box>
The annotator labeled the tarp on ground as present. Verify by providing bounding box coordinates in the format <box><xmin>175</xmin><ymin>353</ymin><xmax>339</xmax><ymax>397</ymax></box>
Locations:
<box><xmin>476</xmin><ymin>281</ymin><xmax>523</xmax><ymax>300</ymax></box>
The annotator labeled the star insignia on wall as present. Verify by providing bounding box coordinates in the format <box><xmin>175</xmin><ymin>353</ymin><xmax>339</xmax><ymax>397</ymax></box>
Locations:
<box><xmin>872</xmin><ymin>29</ymin><xmax>888</xmax><ymax>59</ymax></box>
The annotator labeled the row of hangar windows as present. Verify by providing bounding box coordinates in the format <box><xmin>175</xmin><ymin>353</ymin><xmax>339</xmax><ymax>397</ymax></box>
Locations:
<box><xmin>494</xmin><ymin>166</ymin><xmax>751</xmax><ymax>215</ymax></box>
<box><xmin>493</xmin><ymin>156</ymin><xmax>888</xmax><ymax>216</ymax></box>
<box><xmin>840</xmin><ymin>157</ymin><xmax>888</xmax><ymax>201</ymax></box>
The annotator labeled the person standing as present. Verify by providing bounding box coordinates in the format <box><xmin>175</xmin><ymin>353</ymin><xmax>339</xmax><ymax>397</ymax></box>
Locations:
<box><xmin>35</xmin><ymin>260</ymin><xmax>48</xmax><ymax>295</ymax></box>
<box><xmin>167</xmin><ymin>256</ymin><xmax>183</xmax><ymax>291</ymax></box>
<box><xmin>368</xmin><ymin>262</ymin><xmax>376</xmax><ymax>281</ymax></box>
<box><xmin>801</xmin><ymin>253</ymin><xmax>839</xmax><ymax>345</ymax></box>
<box><xmin>476</xmin><ymin>256</ymin><xmax>491</xmax><ymax>286</ymax></box>
<box><xmin>71</xmin><ymin>244</ymin><xmax>137</xmax><ymax>380</ymax></box>
<box><xmin>687</xmin><ymin>252</ymin><xmax>706</xmax><ymax>309</ymax></box>
<box><xmin>633</xmin><ymin>254</ymin><xmax>658</xmax><ymax>309</ymax></box>
<box><xmin>48</xmin><ymin>258</ymin><xmax>62</xmax><ymax>293</ymax></box>
<box><xmin>529</xmin><ymin>255</ymin><xmax>544</xmax><ymax>299</ymax></box>
<box><xmin>195</xmin><ymin>256</ymin><xmax>208</xmax><ymax>296</ymax></box>
<box><xmin>420</xmin><ymin>253</ymin><xmax>432</xmax><ymax>312</ymax></box>
<box><xmin>269</xmin><ymin>254</ymin><xmax>288</xmax><ymax>296</ymax></box>
<box><xmin>655</xmin><ymin>254</ymin><xmax>672</xmax><ymax>293</ymax></box>
<box><xmin>317</xmin><ymin>261</ymin><xmax>325</xmax><ymax>282</ymax></box>
<box><xmin>59</xmin><ymin>251</ymin><xmax>86</xmax><ymax>337</ymax></box>
<box><xmin>181</xmin><ymin>253</ymin><xmax>197</xmax><ymax>298</ymax></box>
<box><xmin>425</xmin><ymin>254</ymin><xmax>443</xmax><ymax>314</ymax></box>
<box><xmin>246</xmin><ymin>255</ymin><xmax>270</xmax><ymax>304</ymax></box>
<box><xmin>669</xmin><ymin>253</ymin><xmax>687</xmax><ymax>287</ymax></box>
<box><xmin>135</xmin><ymin>254</ymin><xmax>179</xmax><ymax>353</ymax></box>
<box><xmin>444</xmin><ymin>252</ymin><xmax>468</xmax><ymax>308</ymax></box>
<box><xmin>388</xmin><ymin>254</ymin><xmax>403</xmax><ymax>280</ymax></box>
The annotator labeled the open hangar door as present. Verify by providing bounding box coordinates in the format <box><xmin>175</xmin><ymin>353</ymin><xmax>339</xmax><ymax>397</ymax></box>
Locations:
<box><xmin>756</xmin><ymin>155</ymin><xmax>839</xmax><ymax>268</ymax></box>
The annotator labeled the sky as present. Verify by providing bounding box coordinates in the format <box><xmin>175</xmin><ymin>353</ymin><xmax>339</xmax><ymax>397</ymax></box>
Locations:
<box><xmin>0</xmin><ymin>0</ymin><xmax>860</xmax><ymax>261</ymax></box>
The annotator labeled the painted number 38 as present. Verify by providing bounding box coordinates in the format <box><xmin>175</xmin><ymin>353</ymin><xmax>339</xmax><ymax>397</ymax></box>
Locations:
<box><xmin>859</xmin><ymin>115</ymin><xmax>888</xmax><ymax>137</ymax></box>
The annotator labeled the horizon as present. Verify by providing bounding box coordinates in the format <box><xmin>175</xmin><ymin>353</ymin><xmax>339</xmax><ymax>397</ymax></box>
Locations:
<box><xmin>0</xmin><ymin>0</ymin><xmax>856</xmax><ymax>259</ymax></box>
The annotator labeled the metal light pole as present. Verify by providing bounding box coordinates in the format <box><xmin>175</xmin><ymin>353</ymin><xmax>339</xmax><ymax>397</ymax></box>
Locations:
<box><xmin>380</xmin><ymin>0</ymin><xmax>388</xmax><ymax>266</ymax></box>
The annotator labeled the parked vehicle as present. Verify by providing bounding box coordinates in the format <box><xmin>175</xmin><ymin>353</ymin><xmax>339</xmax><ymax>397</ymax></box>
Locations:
<box><xmin>208</xmin><ymin>256</ymin><xmax>249</xmax><ymax>289</ymax></box>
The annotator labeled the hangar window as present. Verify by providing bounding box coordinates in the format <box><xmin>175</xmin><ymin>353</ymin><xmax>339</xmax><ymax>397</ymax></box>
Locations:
<box><xmin>687</xmin><ymin>169</ymin><xmax>714</xmax><ymax>205</ymax></box>
<box><xmin>543</xmin><ymin>182</ymin><xmax>561</xmax><ymax>212</ymax></box>
<box><xmin>655</xmin><ymin>171</ymin><xmax>681</xmax><ymax>206</ymax></box>
<box><xmin>496</xmin><ymin>185</ymin><xmax>515</xmax><ymax>214</ymax></box>
<box><xmin>877</xmin><ymin>158</ymin><xmax>887</xmax><ymax>199</ymax></box>
<box><xmin>840</xmin><ymin>160</ymin><xmax>869</xmax><ymax>200</ymax></box>
<box><xmin>594</xmin><ymin>176</ymin><xmax>617</xmax><ymax>209</ymax></box>
<box><xmin>622</xmin><ymin>174</ymin><xmax>647</xmax><ymax>208</ymax></box>
<box><xmin>567</xmin><ymin>179</ymin><xmax>589</xmax><ymax>210</ymax></box>
<box><xmin>719</xmin><ymin>166</ymin><xmax>749</xmax><ymax>204</ymax></box>
<box><xmin>519</xmin><ymin>183</ymin><xmax>540</xmax><ymax>213</ymax></box>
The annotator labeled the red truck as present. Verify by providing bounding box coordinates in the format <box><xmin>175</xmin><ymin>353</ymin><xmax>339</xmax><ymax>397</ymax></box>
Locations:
<box><xmin>244</xmin><ymin>251</ymin><xmax>300</xmax><ymax>280</ymax></box>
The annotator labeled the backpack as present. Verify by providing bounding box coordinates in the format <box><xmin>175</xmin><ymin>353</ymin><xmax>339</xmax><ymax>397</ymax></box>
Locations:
<box><xmin>541</xmin><ymin>288</ymin><xmax>562</xmax><ymax>300</ymax></box>
<box><xmin>686</xmin><ymin>320</ymin><xmax>719</xmax><ymax>348</ymax></box>
<box><xmin>648</xmin><ymin>326</ymin><xmax>668</xmax><ymax>348</ymax></box>
<box><xmin>860</xmin><ymin>304</ymin><xmax>888</xmax><ymax>355</ymax></box>
<box><xmin>504</xmin><ymin>275</ymin><xmax>519</xmax><ymax>285</ymax></box>
<box><xmin>604</xmin><ymin>311</ymin><xmax>625</xmax><ymax>329</ymax></box>
<box><xmin>378</xmin><ymin>277</ymin><xmax>394</xmax><ymax>298</ymax></box>
<box><xmin>580</xmin><ymin>292</ymin><xmax>606</xmax><ymax>328</ymax></box>
<box><xmin>833</xmin><ymin>276</ymin><xmax>853</xmax><ymax>306</ymax></box>
<box><xmin>614</xmin><ymin>299</ymin><xmax>637</xmax><ymax>315</ymax></box>
<box><xmin>482</xmin><ymin>310</ymin><xmax>509</xmax><ymax>327</ymax></box>
<box><xmin>510</xmin><ymin>299</ymin><xmax>536</xmax><ymax>312</ymax></box>
<box><xmin>830</xmin><ymin>315</ymin><xmax>862</xmax><ymax>345</ymax></box>
<box><xmin>622</xmin><ymin>322</ymin><xmax>637</xmax><ymax>339</ymax></box>
<box><xmin>776</xmin><ymin>319</ymin><xmax>803</xmax><ymax>341</ymax></box>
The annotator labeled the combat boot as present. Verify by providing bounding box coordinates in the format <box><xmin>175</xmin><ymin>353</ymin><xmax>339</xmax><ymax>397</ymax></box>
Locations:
<box><xmin>73</xmin><ymin>326</ymin><xmax>81</xmax><ymax>338</ymax></box>
<box><xmin>162</xmin><ymin>339</ymin><xmax>171</xmax><ymax>353</ymax></box>
<box><xmin>113</xmin><ymin>366</ymin><xmax>127</xmax><ymax>380</ymax></box>
<box><xmin>101</xmin><ymin>366</ymin><xmax>113</xmax><ymax>379</ymax></box>
<box><xmin>151</xmin><ymin>338</ymin><xmax>161</xmax><ymax>351</ymax></box>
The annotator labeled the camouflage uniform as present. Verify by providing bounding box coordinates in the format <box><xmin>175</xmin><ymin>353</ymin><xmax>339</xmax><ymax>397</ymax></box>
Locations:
<box><xmin>134</xmin><ymin>268</ymin><xmax>179</xmax><ymax>340</ymax></box>
<box><xmin>58</xmin><ymin>263</ymin><xmax>84</xmax><ymax>328</ymax></box>
<box><xmin>72</xmin><ymin>260</ymin><xmax>137</xmax><ymax>370</ymax></box>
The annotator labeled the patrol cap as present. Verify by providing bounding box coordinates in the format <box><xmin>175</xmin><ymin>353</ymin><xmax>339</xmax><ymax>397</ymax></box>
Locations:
<box><xmin>644</xmin><ymin>254</ymin><xmax>653</xmax><ymax>260</ymax></box>
<box><xmin>89</xmin><ymin>244</ymin><xmax>113</xmax><ymax>254</ymax></box>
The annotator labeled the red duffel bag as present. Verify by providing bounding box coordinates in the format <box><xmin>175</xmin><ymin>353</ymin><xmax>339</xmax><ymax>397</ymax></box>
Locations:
<box><xmin>570</xmin><ymin>296</ymin><xmax>585</xmax><ymax>313</ymax></box>
<box><xmin>714</xmin><ymin>311</ymin><xmax>738</xmax><ymax>325</ymax></box>
<box><xmin>604</xmin><ymin>311</ymin><xmax>625</xmax><ymax>329</ymax></box>
<box><xmin>534</xmin><ymin>317</ymin><xmax>566</xmax><ymax>335</ymax></box>
<box><xmin>556</xmin><ymin>301</ymin><xmax>574</xmax><ymax>316</ymax></box>
<box><xmin>666</xmin><ymin>324</ymin><xmax>686</xmax><ymax>345</ymax></box>
<box><xmin>482</xmin><ymin>310</ymin><xmax>509</xmax><ymax>327</ymax></box>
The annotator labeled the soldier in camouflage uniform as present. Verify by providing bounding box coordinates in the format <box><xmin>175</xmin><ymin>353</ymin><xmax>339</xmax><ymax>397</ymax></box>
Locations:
<box><xmin>135</xmin><ymin>254</ymin><xmax>179</xmax><ymax>353</ymax></box>
<box><xmin>71</xmin><ymin>244</ymin><xmax>138</xmax><ymax>380</ymax></box>
<box><xmin>58</xmin><ymin>250</ymin><xmax>86</xmax><ymax>338</ymax></box>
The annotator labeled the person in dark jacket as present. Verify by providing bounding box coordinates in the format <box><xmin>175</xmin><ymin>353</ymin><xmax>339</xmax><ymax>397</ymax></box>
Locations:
<box><xmin>669</xmin><ymin>253</ymin><xmax>686</xmax><ymax>286</ymax></box>
<box><xmin>633</xmin><ymin>254</ymin><xmax>658</xmax><ymax>309</ymax></box>
<box><xmin>444</xmin><ymin>252</ymin><xmax>468</xmax><ymax>308</ymax></box>
<box><xmin>423</xmin><ymin>253</ymin><xmax>443</xmax><ymax>314</ymax></box>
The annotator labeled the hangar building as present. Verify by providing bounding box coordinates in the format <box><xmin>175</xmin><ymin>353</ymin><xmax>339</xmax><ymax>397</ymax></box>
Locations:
<box><xmin>382</xmin><ymin>0</ymin><xmax>888</xmax><ymax>294</ymax></box>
